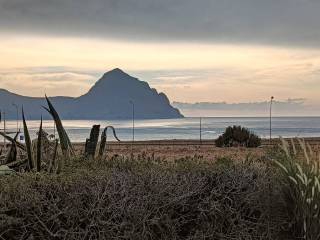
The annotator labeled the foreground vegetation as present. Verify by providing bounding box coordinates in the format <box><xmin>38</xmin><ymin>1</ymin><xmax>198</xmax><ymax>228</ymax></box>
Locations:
<box><xmin>1</xmin><ymin>154</ymin><xmax>288</xmax><ymax>240</ymax></box>
<box><xmin>0</xmin><ymin>98</ymin><xmax>319</xmax><ymax>239</ymax></box>
<box><xmin>1</xmin><ymin>139</ymin><xmax>320</xmax><ymax>239</ymax></box>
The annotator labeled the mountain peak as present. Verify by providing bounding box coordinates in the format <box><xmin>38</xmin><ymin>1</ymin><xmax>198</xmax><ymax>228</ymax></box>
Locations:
<box><xmin>109</xmin><ymin>68</ymin><xmax>124</xmax><ymax>74</ymax></box>
<box><xmin>88</xmin><ymin>68</ymin><xmax>150</xmax><ymax>97</ymax></box>
<box><xmin>102</xmin><ymin>68</ymin><xmax>128</xmax><ymax>79</ymax></box>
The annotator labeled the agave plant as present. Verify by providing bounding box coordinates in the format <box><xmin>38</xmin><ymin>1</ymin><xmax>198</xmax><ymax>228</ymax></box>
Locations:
<box><xmin>42</xmin><ymin>96</ymin><xmax>74</xmax><ymax>171</ymax></box>
<box><xmin>0</xmin><ymin>96</ymin><xmax>72</xmax><ymax>174</ymax></box>
<box><xmin>4</xmin><ymin>132</ymin><xmax>19</xmax><ymax>164</ymax></box>
<box><xmin>98</xmin><ymin>126</ymin><xmax>120</xmax><ymax>158</ymax></box>
<box><xmin>48</xmin><ymin>139</ymin><xmax>59</xmax><ymax>173</ymax></box>
<box><xmin>43</xmin><ymin>95</ymin><xmax>74</xmax><ymax>158</ymax></box>
<box><xmin>0</xmin><ymin>131</ymin><xmax>28</xmax><ymax>170</ymax></box>
<box><xmin>85</xmin><ymin>125</ymin><xmax>100</xmax><ymax>158</ymax></box>
<box><xmin>0</xmin><ymin>132</ymin><xmax>25</xmax><ymax>151</ymax></box>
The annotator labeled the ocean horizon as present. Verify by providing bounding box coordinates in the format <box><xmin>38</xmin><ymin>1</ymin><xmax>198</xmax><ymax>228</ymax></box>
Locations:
<box><xmin>1</xmin><ymin>116</ymin><xmax>320</xmax><ymax>142</ymax></box>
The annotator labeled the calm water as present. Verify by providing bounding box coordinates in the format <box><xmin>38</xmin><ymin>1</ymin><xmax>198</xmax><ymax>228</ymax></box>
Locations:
<box><xmin>1</xmin><ymin>117</ymin><xmax>320</xmax><ymax>142</ymax></box>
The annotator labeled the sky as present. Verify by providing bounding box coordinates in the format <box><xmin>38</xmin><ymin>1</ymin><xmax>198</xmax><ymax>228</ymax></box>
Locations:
<box><xmin>0</xmin><ymin>0</ymin><xmax>320</xmax><ymax>114</ymax></box>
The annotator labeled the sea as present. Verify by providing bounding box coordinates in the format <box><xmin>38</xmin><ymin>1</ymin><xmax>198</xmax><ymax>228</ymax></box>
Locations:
<box><xmin>1</xmin><ymin>117</ymin><xmax>320</xmax><ymax>142</ymax></box>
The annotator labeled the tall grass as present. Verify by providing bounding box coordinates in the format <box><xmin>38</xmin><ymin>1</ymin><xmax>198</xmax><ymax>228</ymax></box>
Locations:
<box><xmin>274</xmin><ymin>138</ymin><xmax>320</xmax><ymax>240</ymax></box>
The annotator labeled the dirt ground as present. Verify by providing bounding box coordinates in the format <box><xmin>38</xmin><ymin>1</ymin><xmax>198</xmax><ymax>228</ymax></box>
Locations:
<box><xmin>71</xmin><ymin>137</ymin><xmax>320</xmax><ymax>162</ymax></box>
<box><xmin>2</xmin><ymin>137</ymin><xmax>320</xmax><ymax>163</ymax></box>
<box><xmin>73</xmin><ymin>140</ymin><xmax>269</xmax><ymax>162</ymax></box>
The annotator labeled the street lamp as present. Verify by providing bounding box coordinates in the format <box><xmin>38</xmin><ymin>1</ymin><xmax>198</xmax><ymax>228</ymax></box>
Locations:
<box><xmin>129</xmin><ymin>101</ymin><xmax>135</xmax><ymax>143</ymax></box>
<box><xmin>269</xmin><ymin>96</ymin><xmax>274</xmax><ymax>142</ymax></box>
<box><xmin>12</xmin><ymin>103</ymin><xmax>19</xmax><ymax>133</ymax></box>
<box><xmin>1</xmin><ymin>110</ymin><xmax>6</xmax><ymax>150</ymax></box>
<box><xmin>199</xmin><ymin>117</ymin><xmax>202</xmax><ymax>144</ymax></box>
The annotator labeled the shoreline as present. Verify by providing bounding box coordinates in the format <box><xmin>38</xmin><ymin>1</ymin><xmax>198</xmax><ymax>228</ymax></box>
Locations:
<box><xmin>71</xmin><ymin>137</ymin><xmax>320</xmax><ymax>145</ymax></box>
<box><xmin>2</xmin><ymin>137</ymin><xmax>320</xmax><ymax>146</ymax></box>
<box><xmin>1</xmin><ymin>137</ymin><xmax>319</xmax><ymax>163</ymax></box>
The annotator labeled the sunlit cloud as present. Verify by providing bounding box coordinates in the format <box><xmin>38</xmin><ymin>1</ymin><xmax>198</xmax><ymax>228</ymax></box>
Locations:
<box><xmin>0</xmin><ymin>34</ymin><xmax>319</xmax><ymax>106</ymax></box>
<box><xmin>0</xmin><ymin>69</ymin><xmax>95</xmax><ymax>96</ymax></box>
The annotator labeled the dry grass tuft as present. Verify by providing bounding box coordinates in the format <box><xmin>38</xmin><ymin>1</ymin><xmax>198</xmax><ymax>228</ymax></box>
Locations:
<box><xmin>274</xmin><ymin>138</ymin><xmax>320</xmax><ymax>240</ymax></box>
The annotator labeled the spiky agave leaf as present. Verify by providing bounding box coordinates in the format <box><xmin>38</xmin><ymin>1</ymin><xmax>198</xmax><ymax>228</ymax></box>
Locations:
<box><xmin>22</xmin><ymin>107</ymin><xmax>33</xmax><ymax>170</ymax></box>
<box><xmin>85</xmin><ymin>125</ymin><xmax>100</xmax><ymax>158</ymax></box>
<box><xmin>0</xmin><ymin>132</ymin><xmax>26</xmax><ymax>151</ymax></box>
<box><xmin>98</xmin><ymin>131</ymin><xmax>107</xmax><ymax>157</ymax></box>
<box><xmin>5</xmin><ymin>132</ymin><xmax>19</xmax><ymax>164</ymax></box>
<box><xmin>36</xmin><ymin>116</ymin><xmax>43</xmax><ymax>172</ymax></box>
<box><xmin>48</xmin><ymin>139</ymin><xmax>59</xmax><ymax>173</ymax></box>
<box><xmin>44</xmin><ymin>95</ymin><xmax>74</xmax><ymax>156</ymax></box>
<box><xmin>98</xmin><ymin>126</ymin><xmax>120</xmax><ymax>157</ymax></box>
<box><xmin>6</xmin><ymin>158</ymin><xmax>28</xmax><ymax>168</ymax></box>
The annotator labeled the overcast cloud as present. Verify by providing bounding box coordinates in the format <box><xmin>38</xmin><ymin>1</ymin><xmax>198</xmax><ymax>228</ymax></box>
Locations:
<box><xmin>0</xmin><ymin>0</ymin><xmax>319</xmax><ymax>46</ymax></box>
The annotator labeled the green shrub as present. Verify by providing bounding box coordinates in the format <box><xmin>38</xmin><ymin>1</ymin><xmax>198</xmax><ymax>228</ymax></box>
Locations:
<box><xmin>215</xmin><ymin>125</ymin><xmax>261</xmax><ymax>148</ymax></box>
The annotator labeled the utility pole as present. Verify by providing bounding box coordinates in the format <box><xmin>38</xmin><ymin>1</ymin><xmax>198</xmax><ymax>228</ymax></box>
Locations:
<box><xmin>268</xmin><ymin>96</ymin><xmax>274</xmax><ymax>240</ymax></box>
<box><xmin>3</xmin><ymin>111</ymin><xmax>6</xmax><ymax>151</ymax></box>
<box><xmin>12</xmin><ymin>103</ymin><xmax>19</xmax><ymax>133</ymax></box>
<box><xmin>129</xmin><ymin>101</ymin><xmax>135</xmax><ymax>151</ymax></box>
<box><xmin>269</xmin><ymin>96</ymin><xmax>274</xmax><ymax>143</ymax></box>
<box><xmin>200</xmin><ymin>117</ymin><xmax>202</xmax><ymax>144</ymax></box>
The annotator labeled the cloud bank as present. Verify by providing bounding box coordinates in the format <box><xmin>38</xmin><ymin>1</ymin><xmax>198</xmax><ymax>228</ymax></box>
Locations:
<box><xmin>0</xmin><ymin>0</ymin><xmax>319</xmax><ymax>46</ymax></box>
<box><xmin>0</xmin><ymin>67</ymin><xmax>96</xmax><ymax>97</ymax></box>
<box><xmin>172</xmin><ymin>99</ymin><xmax>319</xmax><ymax>117</ymax></box>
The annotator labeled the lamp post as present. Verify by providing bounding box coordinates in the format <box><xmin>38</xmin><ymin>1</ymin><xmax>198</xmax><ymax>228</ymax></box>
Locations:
<box><xmin>129</xmin><ymin>101</ymin><xmax>135</xmax><ymax>143</ymax></box>
<box><xmin>2</xmin><ymin>111</ymin><xmax>6</xmax><ymax>150</ymax></box>
<box><xmin>199</xmin><ymin>117</ymin><xmax>202</xmax><ymax>144</ymax></box>
<box><xmin>12</xmin><ymin>103</ymin><xmax>19</xmax><ymax>133</ymax></box>
<box><xmin>267</xmin><ymin>96</ymin><xmax>274</xmax><ymax>239</ymax></box>
<box><xmin>269</xmin><ymin>96</ymin><xmax>274</xmax><ymax>143</ymax></box>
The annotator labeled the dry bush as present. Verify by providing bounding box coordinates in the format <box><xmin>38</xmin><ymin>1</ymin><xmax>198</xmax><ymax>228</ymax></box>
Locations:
<box><xmin>0</xmin><ymin>155</ymin><xmax>288</xmax><ymax>240</ymax></box>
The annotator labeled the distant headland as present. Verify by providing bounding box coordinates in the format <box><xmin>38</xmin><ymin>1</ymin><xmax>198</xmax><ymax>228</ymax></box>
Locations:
<box><xmin>0</xmin><ymin>68</ymin><xmax>183</xmax><ymax>120</ymax></box>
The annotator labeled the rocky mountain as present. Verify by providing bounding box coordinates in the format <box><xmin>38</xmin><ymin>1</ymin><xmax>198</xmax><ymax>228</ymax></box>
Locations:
<box><xmin>0</xmin><ymin>68</ymin><xmax>183</xmax><ymax>120</ymax></box>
